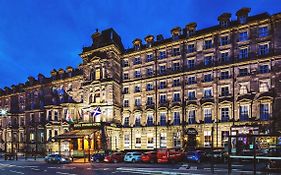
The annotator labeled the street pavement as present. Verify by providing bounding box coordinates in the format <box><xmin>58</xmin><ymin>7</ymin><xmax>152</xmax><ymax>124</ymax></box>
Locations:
<box><xmin>0</xmin><ymin>158</ymin><xmax>279</xmax><ymax>175</ymax></box>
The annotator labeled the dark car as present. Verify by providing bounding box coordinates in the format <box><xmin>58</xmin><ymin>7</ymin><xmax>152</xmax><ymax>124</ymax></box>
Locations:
<box><xmin>44</xmin><ymin>154</ymin><xmax>71</xmax><ymax>164</ymax></box>
<box><xmin>104</xmin><ymin>152</ymin><xmax>124</xmax><ymax>163</ymax></box>
<box><xmin>266</xmin><ymin>147</ymin><xmax>281</xmax><ymax>171</ymax></box>
<box><xmin>186</xmin><ymin>150</ymin><xmax>205</xmax><ymax>163</ymax></box>
<box><xmin>205</xmin><ymin>149</ymin><xmax>227</xmax><ymax>162</ymax></box>
<box><xmin>91</xmin><ymin>153</ymin><xmax>105</xmax><ymax>163</ymax></box>
<box><xmin>141</xmin><ymin>151</ymin><xmax>157</xmax><ymax>163</ymax></box>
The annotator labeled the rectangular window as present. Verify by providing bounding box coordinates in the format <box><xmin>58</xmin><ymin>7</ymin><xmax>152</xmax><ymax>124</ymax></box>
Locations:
<box><xmin>204</xmin><ymin>40</ymin><xmax>213</xmax><ymax>49</ymax></box>
<box><xmin>133</xmin><ymin>57</ymin><xmax>142</xmax><ymax>65</ymax></box>
<box><xmin>173</xmin><ymin>132</ymin><xmax>181</xmax><ymax>147</ymax></box>
<box><xmin>172</xmin><ymin>62</ymin><xmax>180</xmax><ymax>71</ymax></box>
<box><xmin>187</xmin><ymin>59</ymin><xmax>195</xmax><ymax>69</ymax></box>
<box><xmin>123</xmin><ymin>87</ymin><xmax>129</xmax><ymax>94</ymax></box>
<box><xmin>134</xmin><ymin>98</ymin><xmax>141</xmax><ymax>106</ymax></box>
<box><xmin>203</xmin><ymin>88</ymin><xmax>212</xmax><ymax>98</ymax></box>
<box><xmin>47</xmin><ymin>110</ymin><xmax>52</xmax><ymax>121</ymax></box>
<box><xmin>203</xmin><ymin>74</ymin><xmax>212</xmax><ymax>82</ymax></box>
<box><xmin>239</xmin><ymin>48</ymin><xmax>248</xmax><ymax>59</ymax></box>
<box><xmin>240</xmin><ymin>105</ymin><xmax>249</xmax><ymax>121</ymax></box>
<box><xmin>146</xmin><ymin>83</ymin><xmax>153</xmax><ymax>91</ymax></box>
<box><xmin>159</xmin><ymin>81</ymin><xmax>166</xmax><ymax>89</ymax></box>
<box><xmin>221</xmin><ymin>86</ymin><xmax>230</xmax><ymax>96</ymax></box>
<box><xmin>259</xmin><ymin>65</ymin><xmax>269</xmax><ymax>74</ymax></box>
<box><xmin>173</xmin><ymin>93</ymin><xmax>181</xmax><ymax>102</ymax></box>
<box><xmin>188</xmin><ymin>90</ymin><xmax>196</xmax><ymax>100</ymax></box>
<box><xmin>135</xmin><ymin>135</ymin><xmax>141</xmax><ymax>148</ymax></box>
<box><xmin>124</xmin><ymin>135</ymin><xmax>130</xmax><ymax>149</ymax></box>
<box><xmin>122</xmin><ymin>60</ymin><xmax>129</xmax><ymax>67</ymax></box>
<box><xmin>147</xmin><ymin>96</ymin><xmax>153</xmax><ymax>105</ymax></box>
<box><xmin>204</xmin><ymin>131</ymin><xmax>211</xmax><ymax>147</ymax></box>
<box><xmin>173</xmin><ymin>112</ymin><xmax>180</xmax><ymax>125</ymax></box>
<box><xmin>134</xmin><ymin>70</ymin><xmax>141</xmax><ymax>78</ymax></box>
<box><xmin>160</xmin><ymin>113</ymin><xmax>166</xmax><ymax>126</ymax></box>
<box><xmin>159</xmin><ymin>94</ymin><xmax>167</xmax><ymax>104</ymax></box>
<box><xmin>172</xmin><ymin>79</ymin><xmax>180</xmax><ymax>87</ymax></box>
<box><xmin>54</xmin><ymin>111</ymin><xmax>58</xmax><ymax>121</ymax></box>
<box><xmin>204</xmin><ymin>108</ymin><xmax>212</xmax><ymax>123</ymax></box>
<box><xmin>173</xmin><ymin>47</ymin><xmax>180</xmax><ymax>56</ymax></box>
<box><xmin>188</xmin><ymin>110</ymin><xmax>196</xmax><ymax>124</ymax></box>
<box><xmin>187</xmin><ymin>44</ymin><xmax>196</xmax><ymax>53</ymax></box>
<box><xmin>124</xmin><ymin>117</ymin><xmax>129</xmax><ymax>126</ymax></box>
<box><xmin>187</xmin><ymin>76</ymin><xmax>196</xmax><ymax>84</ymax></box>
<box><xmin>146</xmin><ymin>68</ymin><xmax>153</xmax><ymax>76</ymax></box>
<box><xmin>258</xmin><ymin>26</ymin><xmax>268</xmax><ymax>37</ymax></box>
<box><xmin>258</xmin><ymin>44</ymin><xmax>269</xmax><ymax>55</ymax></box>
<box><xmin>221</xmin><ymin>107</ymin><xmax>229</xmax><ymax>122</ymax></box>
<box><xmin>134</xmin><ymin>85</ymin><xmax>141</xmax><ymax>93</ymax></box>
<box><xmin>204</xmin><ymin>56</ymin><xmax>213</xmax><ymax>66</ymax></box>
<box><xmin>260</xmin><ymin>103</ymin><xmax>269</xmax><ymax>121</ymax></box>
<box><xmin>160</xmin><ymin>133</ymin><xmax>167</xmax><ymax>148</ymax></box>
<box><xmin>147</xmin><ymin>114</ymin><xmax>154</xmax><ymax>126</ymax></box>
<box><xmin>123</xmin><ymin>73</ymin><xmax>129</xmax><ymax>80</ymax></box>
<box><xmin>239</xmin><ymin>68</ymin><xmax>249</xmax><ymax>76</ymax></box>
<box><xmin>239</xmin><ymin>31</ymin><xmax>248</xmax><ymax>42</ymax></box>
<box><xmin>159</xmin><ymin>65</ymin><xmax>166</xmax><ymax>74</ymax></box>
<box><xmin>123</xmin><ymin>99</ymin><xmax>129</xmax><ymax>107</ymax></box>
<box><xmin>220</xmin><ymin>36</ymin><xmax>229</xmax><ymax>46</ymax></box>
<box><xmin>146</xmin><ymin>54</ymin><xmax>153</xmax><ymax>62</ymax></box>
<box><xmin>221</xmin><ymin>52</ymin><xmax>229</xmax><ymax>62</ymax></box>
<box><xmin>147</xmin><ymin>133</ymin><xmax>154</xmax><ymax>148</ymax></box>
<box><xmin>135</xmin><ymin>115</ymin><xmax>141</xmax><ymax>127</ymax></box>
<box><xmin>220</xmin><ymin>71</ymin><xmax>230</xmax><ymax>80</ymax></box>
<box><xmin>159</xmin><ymin>51</ymin><xmax>166</xmax><ymax>59</ymax></box>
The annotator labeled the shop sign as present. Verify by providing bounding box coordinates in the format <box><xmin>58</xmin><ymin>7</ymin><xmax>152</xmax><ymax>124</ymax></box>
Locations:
<box><xmin>186</xmin><ymin>128</ymin><xmax>198</xmax><ymax>135</ymax></box>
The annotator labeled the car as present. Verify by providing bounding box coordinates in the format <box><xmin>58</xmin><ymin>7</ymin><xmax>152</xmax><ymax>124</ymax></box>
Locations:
<box><xmin>104</xmin><ymin>152</ymin><xmax>124</xmax><ymax>163</ymax></box>
<box><xmin>44</xmin><ymin>154</ymin><xmax>71</xmax><ymax>164</ymax></box>
<box><xmin>205</xmin><ymin>149</ymin><xmax>227</xmax><ymax>162</ymax></box>
<box><xmin>265</xmin><ymin>147</ymin><xmax>281</xmax><ymax>171</ymax></box>
<box><xmin>156</xmin><ymin>148</ymin><xmax>184</xmax><ymax>163</ymax></box>
<box><xmin>91</xmin><ymin>153</ymin><xmax>105</xmax><ymax>163</ymax></box>
<box><xmin>141</xmin><ymin>151</ymin><xmax>157</xmax><ymax>163</ymax></box>
<box><xmin>124</xmin><ymin>152</ymin><xmax>142</xmax><ymax>163</ymax></box>
<box><xmin>186</xmin><ymin>150</ymin><xmax>205</xmax><ymax>163</ymax></box>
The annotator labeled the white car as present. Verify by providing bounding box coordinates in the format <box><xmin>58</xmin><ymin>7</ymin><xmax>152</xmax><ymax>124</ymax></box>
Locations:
<box><xmin>124</xmin><ymin>152</ymin><xmax>142</xmax><ymax>163</ymax></box>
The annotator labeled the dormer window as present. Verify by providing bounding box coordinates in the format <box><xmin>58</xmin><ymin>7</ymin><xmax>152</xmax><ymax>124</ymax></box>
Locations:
<box><xmin>239</xmin><ymin>16</ymin><xmax>247</xmax><ymax>24</ymax></box>
<box><xmin>220</xmin><ymin>21</ymin><xmax>229</xmax><ymax>28</ymax></box>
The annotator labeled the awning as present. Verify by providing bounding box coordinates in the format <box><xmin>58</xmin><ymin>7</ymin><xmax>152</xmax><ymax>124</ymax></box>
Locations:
<box><xmin>55</xmin><ymin>129</ymin><xmax>98</xmax><ymax>139</ymax></box>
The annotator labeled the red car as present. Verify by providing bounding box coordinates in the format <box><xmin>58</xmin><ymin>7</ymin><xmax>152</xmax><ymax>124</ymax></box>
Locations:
<box><xmin>104</xmin><ymin>152</ymin><xmax>124</xmax><ymax>163</ymax></box>
<box><xmin>156</xmin><ymin>148</ymin><xmax>184</xmax><ymax>163</ymax></box>
<box><xmin>141</xmin><ymin>151</ymin><xmax>157</xmax><ymax>163</ymax></box>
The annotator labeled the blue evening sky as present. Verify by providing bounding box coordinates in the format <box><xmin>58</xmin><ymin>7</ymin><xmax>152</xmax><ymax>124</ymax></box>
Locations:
<box><xmin>0</xmin><ymin>0</ymin><xmax>280</xmax><ymax>88</ymax></box>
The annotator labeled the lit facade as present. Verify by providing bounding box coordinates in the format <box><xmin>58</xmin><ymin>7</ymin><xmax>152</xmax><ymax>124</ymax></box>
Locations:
<box><xmin>0</xmin><ymin>8</ymin><xmax>281</xmax><ymax>156</ymax></box>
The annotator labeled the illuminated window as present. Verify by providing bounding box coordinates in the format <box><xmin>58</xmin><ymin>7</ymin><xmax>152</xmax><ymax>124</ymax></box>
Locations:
<box><xmin>124</xmin><ymin>135</ymin><xmax>130</xmax><ymax>149</ymax></box>
<box><xmin>95</xmin><ymin>69</ymin><xmax>100</xmax><ymax>80</ymax></box>
<box><xmin>160</xmin><ymin>133</ymin><xmax>167</xmax><ymax>148</ymax></box>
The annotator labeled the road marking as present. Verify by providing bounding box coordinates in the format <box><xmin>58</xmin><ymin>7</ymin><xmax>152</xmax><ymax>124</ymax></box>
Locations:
<box><xmin>31</xmin><ymin>168</ymin><xmax>41</xmax><ymax>171</ymax></box>
<box><xmin>9</xmin><ymin>170</ymin><xmax>25</xmax><ymax>174</ymax></box>
<box><xmin>56</xmin><ymin>172</ymin><xmax>77</xmax><ymax>175</ymax></box>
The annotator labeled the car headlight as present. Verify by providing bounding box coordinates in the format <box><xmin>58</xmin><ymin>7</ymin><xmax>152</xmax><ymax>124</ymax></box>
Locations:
<box><xmin>61</xmin><ymin>158</ymin><xmax>66</xmax><ymax>161</ymax></box>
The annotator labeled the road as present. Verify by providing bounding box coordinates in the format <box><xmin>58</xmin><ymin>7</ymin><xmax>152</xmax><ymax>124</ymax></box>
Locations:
<box><xmin>0</xmin><ymin>159</ymin><xmax>279</xmax><ymax>175</ymax></box>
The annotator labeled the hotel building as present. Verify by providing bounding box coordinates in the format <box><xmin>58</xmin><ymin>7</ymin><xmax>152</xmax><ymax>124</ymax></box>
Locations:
<box><xmin>0</xmin><ymin>8</ymin><xmax>281</xmax><ymax>156</ymax></box>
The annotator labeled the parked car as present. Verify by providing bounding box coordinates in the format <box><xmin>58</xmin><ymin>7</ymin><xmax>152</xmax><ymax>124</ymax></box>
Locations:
<box><xmin>91</xmin><ymin>153</ymin><xmax>105</xmax><ymax>163</ymax></box>
<box><xmin>124</xmin><ymin>152</ymin><xmax>142</xmax><ymax>163</ymax></box>
<box><xmin>186</xmin><ymin>150</ymin><xmax>205</xmax><ymax>163</ymax></box>
<box><xmin>266</xmin><ymin>147</ymin><xmax>281</xmax><ymax>171</ymax></box>
<box><xmin>141</xmin><ymin>151</ymin><xmax>157</xmax><ymax>163</ymax></box>
<box><xmin>104</xmin><ymin>152</ymin><xmax>124</xmax><ymax>163</ymax></box>
<box><xmin>44</xmin><ymin>154</ymin><xmax>71</xmax><ymax>164</ymax></box>
<box><xmin>205</xmin><ymin>149</ymin><xmax>227</xmax><ymax>162</ymax></box>
<box><xmin>156</xmin><ymin>148</ymin><xmax>184</xmax><ymax>163</ymax></box>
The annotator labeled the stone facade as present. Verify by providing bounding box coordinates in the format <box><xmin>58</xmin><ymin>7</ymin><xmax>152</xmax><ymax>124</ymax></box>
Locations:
<box><xmin>0</xmin><ymin>8</ymin><xmax>281</xmax><ymax>155</ymax></box>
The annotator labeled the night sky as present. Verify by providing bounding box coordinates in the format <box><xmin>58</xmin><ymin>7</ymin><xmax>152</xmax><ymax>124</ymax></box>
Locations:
<box><xmin>0</xmin><ymin>0</ymin><xmax>280</xmax><ymax>88</ymax></box>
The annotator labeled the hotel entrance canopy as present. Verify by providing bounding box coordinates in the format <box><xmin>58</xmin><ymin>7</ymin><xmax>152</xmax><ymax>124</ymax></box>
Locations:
<box><xmin>55</xmin><ymin>129</ymin><xmax>97</xmax><ymax>139</ymax></box>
